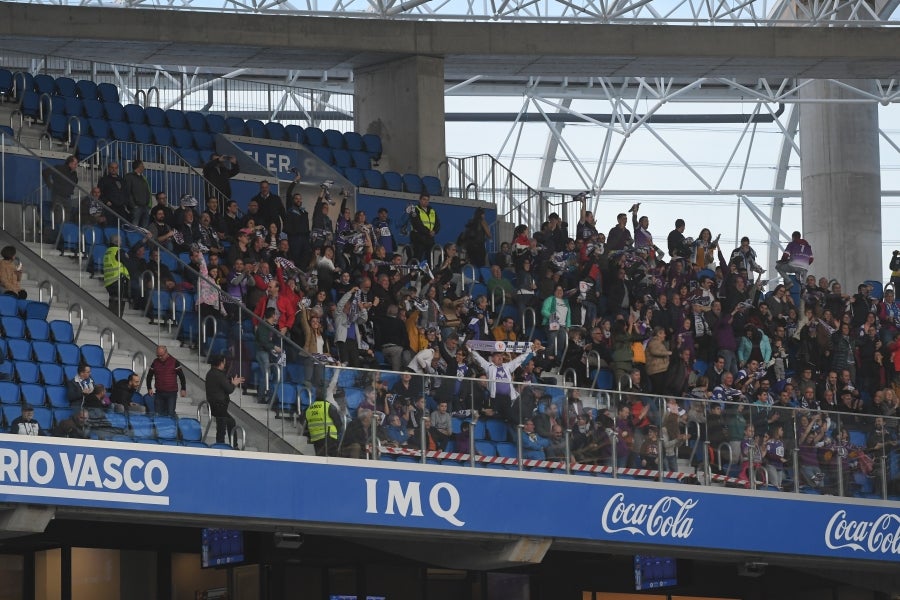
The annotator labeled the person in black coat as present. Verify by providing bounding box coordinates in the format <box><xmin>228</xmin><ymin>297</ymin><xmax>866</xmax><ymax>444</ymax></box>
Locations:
<box><xmin>202</xmin><ymin>154</ymin><xmax>240</xmax><ymax>201</ymax></box>
<box><xmin>42</xmin><ymin>155</ymin><xmax>78</xmax><ymax>230</ymax></box>
<box><xmin>205</xmin><ymin>354</ymin><xmax>244</xmax><ymax>444</ymax></box>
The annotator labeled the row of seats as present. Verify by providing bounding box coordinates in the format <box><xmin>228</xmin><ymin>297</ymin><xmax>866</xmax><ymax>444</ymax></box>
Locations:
<box><xmin>335</xmin><ymin>167</ymin><xmax>443</xmax><ymax>196</ymax></box>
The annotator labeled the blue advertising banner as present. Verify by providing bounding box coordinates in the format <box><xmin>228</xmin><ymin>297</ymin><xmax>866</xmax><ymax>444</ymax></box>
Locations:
<box><xmin>0</xmin><ymin>437</ymin><xmax>898</xmax><ymax>564</ymax></box>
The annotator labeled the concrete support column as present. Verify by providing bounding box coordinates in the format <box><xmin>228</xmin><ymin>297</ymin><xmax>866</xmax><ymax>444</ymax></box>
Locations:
<box><xmin>354</xmin><ymin>56</ymin><xmax>446</xmax><ymax>179</ymax></box>
<box><xmin>799</xmin><ymin>80</ymin><xmax>882</xmax><ymax>289</ymax></box>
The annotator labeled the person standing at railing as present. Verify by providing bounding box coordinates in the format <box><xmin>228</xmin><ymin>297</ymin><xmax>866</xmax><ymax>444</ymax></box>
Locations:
<box><xmin>98</xmin><ymin>162</ymin><xmax>129</xmax><ymax>221</ymax></box>
<box><xmin>409</xmin><ymin>193</ymin><xmax>440</xmax><ymax>261</ymax></box>
<box><xmin>206</xmin><ymin>354</ymin><xmax>244</xmax><ymax>445</ymax></box>
<box><xmin>41</xmin><ymin>154</ymin><xmax>78</xmax><ymax>238</ymax></box>
<box><xmin>124</xmin><ymin>159</ymin><xmax>152</xmax><ymax>228</ymax></box>
<box><xmin>202</xmin><ymin>153</ymin><xmax>240</xmax><ymax>202</ymax></box>
<box><xmin>459</xmin><ymin>207</ymin><xmax>491</xmax><ymax>267</ymax></box>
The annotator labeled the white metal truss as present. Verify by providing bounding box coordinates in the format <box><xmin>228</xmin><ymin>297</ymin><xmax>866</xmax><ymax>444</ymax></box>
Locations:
<box><xmin>6</xmin><ymin>0</ymin><xmax>898</xmax><ymax>23</ymax></box>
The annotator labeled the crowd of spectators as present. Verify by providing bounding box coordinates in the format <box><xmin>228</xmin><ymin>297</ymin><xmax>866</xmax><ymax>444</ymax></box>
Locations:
<box><xmin>61</xmin><ymin>163</ymin><xmax>899</xmax><ymax>493</ymax></box>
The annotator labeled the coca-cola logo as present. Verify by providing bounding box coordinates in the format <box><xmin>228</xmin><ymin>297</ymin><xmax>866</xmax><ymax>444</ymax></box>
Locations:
<box><xmin>600</xmin><ymin>492</ymin><xmax>697</xmax><ymax>539</ymax></box>
<box><xmin>825</xmin><ymin>510</ymin><xmax>900</xmax><ymax>555</ymax></box>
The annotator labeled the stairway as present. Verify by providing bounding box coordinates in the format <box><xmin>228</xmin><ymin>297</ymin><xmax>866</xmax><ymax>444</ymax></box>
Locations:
<box><xmin>18</xmin><ymin>240</ymin><xmax>316</xmax><ymax>455</ymax></box>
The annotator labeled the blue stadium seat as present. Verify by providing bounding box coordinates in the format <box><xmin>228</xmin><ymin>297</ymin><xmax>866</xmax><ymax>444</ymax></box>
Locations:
<box><xmin>145</xmin><ymin>106</ymin><xmax>166</xmax><ymax>127</ymax></box>
<box><xmin>13</xmin><ymin>72</ymin><xmax>34</xmax><ymax>101</ymax></box>
<box><xmin>165</xmin><ymin>109</ymin><xmax>187</xmax><ymax>130</ymax></box>
<box><xmin>421</xmin><ymin>176</ymin><xmax>443</xmax><ymax>196</ymax></box>
<box><xmin>148</xmin><ymin>291</ymin><xmax>173</xmax><ymax>323</ymax></box>
<box><xmin>44</xmin><ymin>385</ymin><xmax>69</xmax><ymax>408</ymax></box>
<box><xmin>402</xmin><ymin>173</ymin><xmax>424</xmax><ymax>194</ymax></box>
<box><xmin>33</xmin><ymin>341</ymin><xmax>58</xmax><ymax>364</ymax></box>
<box><xmin>56</xmin><ymin>343</ymin><xmax>81</xmax><ymax>366</ymax></box>
<box><xmin>193</xmin><ymin>131</ymin><xmax>214</xmax><ymax>151</ymax></box>
<box><xmin>19</xmin><ymin>91</ymin><xmax>42</xmax><ymax>121</ymax></box>
<box><xmin>0</xmin><ymin>382</ymin><xmax>21</xmax><ymax>405</ymax></box>
<box><xmin>485</xmin><ymin>419</ymin><xmax>509</xmax><ymax>442</ymax></box>
<box><xmin>0</xmin><ymin>362</ymin><xmax>14</xmax><ymax>384</ymax></box>
<box><xmin>26</xmin><ymin>319</ymin><xmax>50</xmax><ymax>341</ymax></box>
<box><xmin>172</xmin><ymin>128</ymin><xmax>194</xmax><ymax>149</ymax></box>
<box><xmin>245</xmin><ymin>119</ymin><xmax>266</xmax><ymax>138</ymax></box>
<box><xmin>224</xmin><ymin>117</ymin><xmax>247</xmax><ymax>135</ymax></box>
<box><xmin>39</xmin><ymin>363</ymin><xmax>64</xmax><ymax>386</ymax></box>
<box><xmin>178</xmin><ymin>417</ymin><xmax>203</xmax><ymax>442</ymax></box>
<box><xmin>475</xmin><ymin>441</ymin><xmax>497</xmax><ymax>457</ymax></box>
<box><xmin>23</xmin><ymin>300</ymin><xmax>49</xmax><ymax>322</ymax></box>
<box><xmin>104</xmin><ymin>102</ymin><xmax>125</xmax><ymax>122</ymax></box>
<box><xmin>343</xmin><ymin>167</ymin><xmax>364</xmax><ymax>187</ymax></box>
<box><xmin>76</xmin><ymin>136</ymin><xmax>97</xmax><ymax>161</ymax></box>
<box><xmin>304</xmin><ymin>127</ymin><xmax>325</xmax><ymax>147</ymax></box>
<box><xmin>184</xmin><ymin>111</ymin><xmax>207</xmax><ymax>132</ymax></box>
<box><xmin>33</xmin><ymin>74</ymin><xmax>55</xmax><ymax>95</ymax></box>
<box><xmin>64</xmin><ymin>97</ymin><xmax>84</xmax><ymax>117</ymax></box>
<box><xmin>15</xmin><ymin>361</ymin><xmax>40</xmax><ymax>384</ymax></box>
<box><xmin>351</xmin><ymin>150</ymin><xmax>371</xmax><ymax>170</ymax></box>
<box><xmin>112</xmin><ymin>368</ymin><xmax>135</xmax><ymax>384</ymax></box>
<box><xmin>284</xmin><ymin>124</ymin><xmax>305</xmax><ymax>144</ymax></box>
<box><xmin>131</xmin><ymin>124</ymin><xmax>152</xmax><ymax>145</ymax></box>
<box><xmin>108</xmin><ymin>122</ymin><xmax>131</xmax><ymax>142</ymax></box>
<box><xmin>382</xmin><ymin>172</ymin><xmax>403</xmax><ymax>192</ymax></box>
<box><xmin>180</xmin><ymin>148</ymin><xmax>203</xmax><ymax>168</ymax></box>
<box><xmin>50</xmin><ymin>320</ymin><xmax>75</xmax><ymax>344</ymax></box>
<box><xmin>32</xmin><ymin>407</ymin><xmax>53</xmax><ymax>432</ymax></box>
<box><xmin>362</xmin><ymin>169</ymin><xmax>384</xmax><ymax>189</ymax></box>
<box><xmin>332</xmin><ymin>149</ymin><xmax>352</xmax><ymax>169</ymax></box>
<box><xmin>344</xmin><ymin>131</ymin><xmax>364</xmax><ymax>152</ymax></box>
<box><xmin>3</xmin><ymin>318</ymin><xmax>27</xmax><ymax>341</ymax></box>
<box><xmin>0</xmin><ymin>295</ymin><xmax>16</xmax><ymax>316</ymax></box>
<box><xmin>362</xmin><ymin>133</ymin><xmax>382</xmax><ymax>160</ymax></box>
<box><xmin>47</xmin><ymin>114</ymin><xmax>71</xmax><ymax>142</ymax></box>
<box><xmin>92</xmin><ymin>367</ymin><xmax>113</xmax><ymax>389</ymax></box>
<box><xmin>74</xmin><ymin>79</ymin><xmax>98</xmax><ymax>100</ymax></box>
<box><xmin>83</xmin><ymin>99</ymin><xmax>104</xmax><ymax>120</ymax></box>
<box><xmin>265</xmin><ymin>121</ymin><xmax>286</xmax><ymax>141</ymax></box>
<box><xmin>324</xmin><ymin>129</ymin><xmax>345</xmax><ymax>149</ymax></box>
<box><xmin>21</xmin><ymin>384</ymin><xmax>46</xmax><ymax>407</ymax></box>
<box><xmin>206</xmin><ymin>113</ymin><xmax>226</xmax><ymax>134</ymax></box>
<box><xmin>123</xmin><ymin>104</ymin><xmax>146</xmax><ymax>124</ymax></box>
<box><xmin>496</xmin><ymin>442</ymin><xmax>517</xmax><ymax>458</ymax></box>
<box><xmin>81</xmin><ymin>344</ymin><xmax>106</xmax><ymax>368</ymax></box>
<box><xmin>311</xmin><ymin>146</ymin><xmax>333</xmax><ymax>164</ymax></box>
<box><xmin>55</xmin><ymin>77</ymin><xmax>77</xmax><ymax>98</ymax></box>
<box><xmin>53</xmin><ymin>407</ymin><xmax>74</xmax><ymax>425</ymax></box>
<box><xmin>0</xmin><ymin>69</ymin><xmax>12</xmax><ymax>100</ymax></box>
<box><xmin>129</xmin><ymin>414</ymin><xmax>155</xmax><ymax>439</ymax></box>
<box><xmin>97</xmin><ymin>83</ymin><xmax>119</xmax><ymax>104</ymax></box>
<box><xmin>155</xmin><ymin>416</ymin><xmax>179</xmax><ymax>440</ymax></box>
<box><xmin>90</xmin><ymin>244</ymin><xmax>108</xmax><ymax>277</ymax></box>
<box><xmin>151</xmin><ymin>126</ymin><xmax>173</xmax><ymax>146</ymax></box>
<box><xmin>88</xmin><ymin>118</ymin><xmax>111</xmax><ymax>140</ymax></box>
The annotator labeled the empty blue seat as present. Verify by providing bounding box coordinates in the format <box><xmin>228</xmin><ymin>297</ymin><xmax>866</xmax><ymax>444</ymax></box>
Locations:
<box><xmin>273</xmin><ymin>383</ymin><xmax>298</xmax><ymax>415</ymax></box>
<box><xmin>21</xmin><ymin>383</ymin><xmax>46</xmax><ymax>407</ymax></box>
<box><xmin>284</xmin><ymin>124</ymin><xmax>305</xmax><ymax>144</ymax></box>
<box><xmin>130</xmin><ymin>414</ymin><xmax>155</xmax><ymax>439</ymax></box>
<box><xmin>206</xmin><ymin>113</ymin><xmax>226</xmax><ymax>134</ymax></box>
<box><xmin>145</xmin><ymin>106</ymin><xmax>166</xmax><ymax>127</ymax></box>
<box><xmin>26</xmin><ymin>319</ymin><xmax>50</xmax><ymax>341</ymax></box>
<box><xmin>92</xmin><ymin>367</ymin><xmax>113</xmax><ymax>389</ymax></box>
<box><xmin>90</xmin><ymin>244</ymin><xmax>108</xmax><ymax>276</ymax></box>
<box><xmin>362</xmin><ymin>169</ymin><xmax>384</xmax><ymax>189</ymax></box>
<box><xmin>402</xmin><ymin>173</ymin><xmax>424</xmax><ymax>194</ymax></box>
<box><xmin>97</xmin><ymin>83</ymin><xmax>119</xmax><ymax>104</ymax></box>
<box><xmin>304</xmin><ymin>127</ymin><xmax>325</xmax><ymax>147</ymax></box>
<box><xmin>155</xmin><ymin>416</ymin><xmax>179</xmax><ymax>440</ymax></box>
<box><xmin>3</xmin><ymin>317</ymin><xmax>27</xmax><ymax>340</ymax></box>
<box><xmin>32</xmin><ymin>407</ymin><xmax>53</xmax><ymax>431</ymax></box>
<box><xmin>88</xmin><ymin>118</ymin><xmax>111</xmax><ymax>140</ymax></box>
<box><xmin>15</xmin><ymin>361</ymin><xmax>40</xmax><ymax>384</ymax></box>
<box><xmin>165</xmin><ymin>109</ymin><xmax>187</xmax><ymax>129</ymax></box>
<box><xmin>311</xmin><ymin>146</ymin><xmax>333</xmax><ymax>164</ymax></box>
<box><xmin>123</xmin><ymin>104</ymin><xmax>146</xmax><ymax>124</ymax></box>
<box><xmin>82</xmin><ymin>99</ymin><xmax>104</xmax><ymax>120</ymax></box>
<box><xmin>265</xmin><ymin>121</ymin><xmax>286</xmax><ymax>140</ymax></box>
<box><xmin>362</xmin><ymin>133</ymin><xmax>382</xmax><ymax>160</ymax></box>
<box><xmin>422</xmin><ymin>175</ymin><xmax>443</xmax><ymax>196</ymax></box>
<box><xmin>180</xmin><ymin>148</ymin><xmax>202</xmax><ymax>167</ymax></box>
<box><xmin>0</xmin><ymin>296</ymin><xmax>16</xmax><ymax>317</ymax></box>
<box><xmin>81</xmin><ymin>344</ymin><xmax>106</xmax><ymax>368</ymax></box>
<box><xmin>148</xmin><ymin>290</ymin><xmax>173</xmax><ymax>323</ymax></box>
<box><xmin>55</xmin><ymin>77</ymin><xmax>77</xmax><ymax>98</ymax></box>
<box><xmin>0</xmin><ymin>69</ymin><xmax>12</xmax><ymax>99</ymax></box>
<box><xmin>193</xmin><ymin>131</ymin><xmax>214</xmax><ymax>151</ymax></box>
<box><xmin>178</xmin><ymin>417</ymin><xmax>203</xmax><ymax>442</ymax></box>
<box><xmin>12</xmin><ymin>72</ymin><xmax>33</xmax><ymax>102</ymax></box>
<box><xmin>104</xmin><ymin>101</ymin><xmax>125</xmax><ymax>122</ymax></box>
<box><xmin>0</xmin><ymin>382</ymin><xmax>21</xmax><ymax>405</ymax></box>
<box><xmin>108</xmin><ymin>121</ymin><xmax>130</xmax><ymax>142</ymax></box>
<box><xmin>19</xmin><ymin>91</ymin><xmax>42</xmax><ymax>121</ymax></box>
<box><xmin>47</xmin><ymin>114</ymin><xmax>71</xmax><ymax>141</ymax></box>
<box><xmin>172</xmin><ymin>129</ymin><xmax>194</xmax><ymax>149</ymax></box>
<box><xmin>33</xmin><ymin>74</ymin><xmax>55</xmax><ymax>95</ymax></box>
<box><xmin>343</xmin><ymin>167</ymin><xmax>364</xmax><ymax>187</ymax></box>
<box><xmin>56</xmin><ymin>344</ymin><xmax>81</xmax><ymax>366</ymax></box>
<box><xmin>74</xmin><ymin>79</ymin><xmax>98</xmax><ymax>100</ymax></box>
<box><xmin>151</xmin><ymin>126</ymin><xmax>172</xmax><ymax>146</ymax></box>
<box><xmin>225</xmin><ymin>117</ymin><xmax>247</xmax><ymax>135</ymax></box>
<box><xmin>32</xmin><ymin>341</ymin><xmax>57</xmax><ymax>363</ymax></box>
<box><xmin>344</xmin><ymin>131</ymin><xmax>364</xmax><ymax>152</ymax></box>
<box><xmin>382</xmin><ymin>171</ymin><xmax>403</xmax><ymax>192</ymax></box>
<box><xmin>351</xmin><ymin>150</ymin><xmax>371</xmax><ymax>170</ymax></box>
<box><xmin>485</xmin><ymin>419</ymin><xmax>509</xmax><ymax>442</ymax></box>
<box><xmin>332</xmin><ymin>149</ymin><xmax>352</xmax><ymax>168</ymax></box>
<box><xmin>63</xmin><ymin>97</ymin><xmax>83</xmax><ymax>117</ymax></box>
<box><xmin>50</xmin><ymin>320</ymin><xmax>75</xmax><ymax>343</ymax></box>
<box><xmin>184</xmin><ymin>111</ymin><xmax>207</xmax><ymax>132</ymax></box>
<box><xmin>324</xmin><ymin>129</ymin><xmax>345</xmax><ymax>149</ymax></box>
<box><xmin>39</xmin><ymin>363</ymin><xmax>64</xmax><ymax>386</ymax></box>
<box><xmin>245</xmin><ymin>119</ymin><xmax>266</xmax><ymax>138</ymax></box>
<box><xmin>131</xmin><ymin>124</ymin><xmax>152</xmax><ymax>145</ymax></box>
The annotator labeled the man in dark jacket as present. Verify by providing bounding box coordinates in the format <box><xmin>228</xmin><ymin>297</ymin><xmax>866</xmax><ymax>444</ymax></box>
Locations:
<box><xmin>42</xmin><ymin>154</ymin><xmax>78</xmax><ymax>234</ymax></box>
<box><xmin>283</xmin><ymin>174</ymin><xmax>310</xmax><ymax>264</ymax></box>
<box><xmin>205</xmin><ymin>354</ymin><xmax>244</xmax><ymax>444</ymax></box>
<box><xmin>202</xmin><ymin>153</ymin><xmax>240</xmax><ymax>201</ymax></box>
<box><xmin>98</xmin><ymin>162</ymin><xmax>129</xmax><ymax>220</ymax></box>
<box><xmin>124</xmin><ymin>159</ymin><xmax>152</xmax><ymax>227</ymax></box>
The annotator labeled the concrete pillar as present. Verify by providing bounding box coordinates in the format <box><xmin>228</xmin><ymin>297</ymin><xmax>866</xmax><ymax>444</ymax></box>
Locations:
<box><xmin>799</xmin><ymin>80</ymin><xmax>882</xmax><ymax>289</ymax></box>
<box><xmin>354</xmin><ymin>56</ymin><xmax>446</xmax><ymax>179</ymax></box>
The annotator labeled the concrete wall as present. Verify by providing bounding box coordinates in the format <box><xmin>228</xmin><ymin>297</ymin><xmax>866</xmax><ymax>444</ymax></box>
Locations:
<box><xmin>354</xmin><ymin>56</ymin><xmax>446</xmax><ymax>179</ymax></box>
